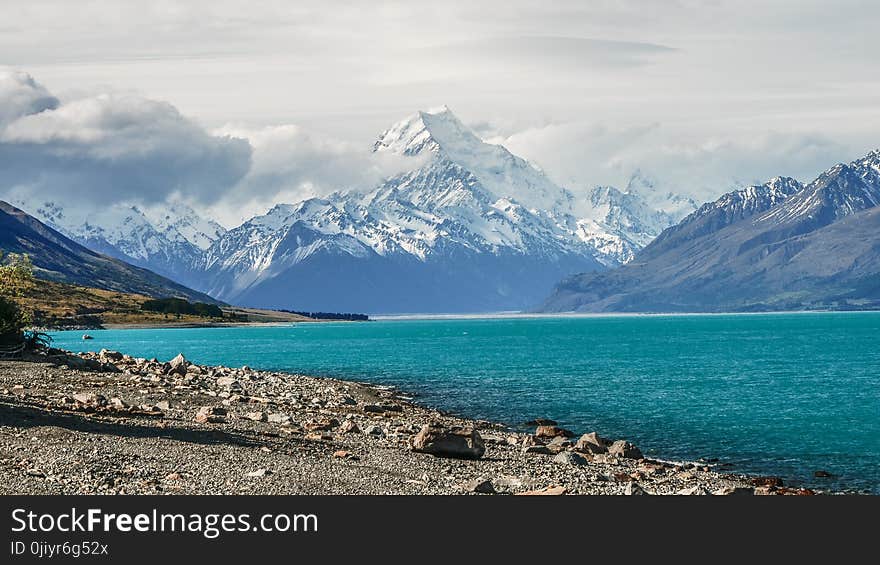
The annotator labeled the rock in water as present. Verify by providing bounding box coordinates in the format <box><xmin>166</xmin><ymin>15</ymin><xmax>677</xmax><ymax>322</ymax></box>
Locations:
<box><xmin>411</xmin><ymin>423</ymin><xmax>486</xmax><ymax>459</ymax></box>
<box><xmin>524</xmin><ymin>418</ymin><xmax>558</xmax><ymax>426</ymax></box>
<box><xmin>751</xmin><ymin>476</ymin><xmax>784</xmax><ymax>488</ymax></box>
<box><xmin>575</xmin><ymin>432</ymin><xmax>608</xmax><ymax>454</ymax></box>
<box><xmin>535</xmin><ymin>425</ymin><xmax>574</xmax><ymax>439</ymax></box>
<box><xmin>608</xmin><ymin>440</ymin><xmax>643</xmax><ymax>459</ymax></box>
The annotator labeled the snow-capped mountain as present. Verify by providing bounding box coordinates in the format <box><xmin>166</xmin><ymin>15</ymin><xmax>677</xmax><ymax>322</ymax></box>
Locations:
<box><xmin>13</xmin><ymin>198</ymin><xmax>221</xmax><ymax>289</ymax></box>
<box><xmin>540</xmin><ymin>149</ymin><xmax>880</xmax><ymax>313</ymax></box>
<box><xmin>202</xmin><ymin>107</ymin><xmax>686</xmax><ymax>312</ymax></box>
<box><xmin>142</xmin><ymin>201</ymin><xmax>227</xmax><ymax>252</ymax></box>
<box><xmin>10</xmin><ymin>107</ymin><xmax>691</xmax><ymax>313</ymax></box>
<box><xmin>640</xmin><ymin>175</ymin><xmax>803</xmax><ymax>259</ymax></box>
<box><xmin>575</xmin><ymin>185</ymin><xmax>684</xmax><ymax>263</ymax></box>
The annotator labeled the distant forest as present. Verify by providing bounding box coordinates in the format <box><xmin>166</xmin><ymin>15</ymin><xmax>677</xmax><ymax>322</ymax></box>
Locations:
<box><xmin>280</xmin><ymin>310</ymin><xmax>369</xmax><ymax>321</ymax></box>
<box><xmin>142</xmin><ymin>298</ymin><xmax>224</xmax><ymax>318</ymax></box>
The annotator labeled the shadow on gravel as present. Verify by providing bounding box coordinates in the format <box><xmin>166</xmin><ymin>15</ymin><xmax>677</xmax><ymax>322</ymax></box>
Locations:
<box><xmin>0</xmin><ymin>400</ymin><xmax>265</xmax><ymax>449</ymax></box>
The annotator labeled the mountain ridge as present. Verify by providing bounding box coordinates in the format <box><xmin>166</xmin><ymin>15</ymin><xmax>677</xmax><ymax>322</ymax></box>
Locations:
<box><xmin>539</xmin><ymin>149</ymin><xmax>880</xmax><ymax>313</ymax></box>
<box><xmin>0</xmin><ymin>201</ymin><xmax>219</xmax><ymax>304</ymax></box>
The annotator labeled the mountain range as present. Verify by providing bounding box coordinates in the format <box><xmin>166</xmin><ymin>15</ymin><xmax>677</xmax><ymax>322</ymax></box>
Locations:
<box><xmin>15</xmin><ymin>107</ymin><xmax>691</xmax><ymax>313</ymax></box>
<box><xmin>540</xmin><ymin>150</ymin><xmax>880</xmax><ymax>312</ymax></box>
<box><xmin>17</xmin><ymin>199</ymin><xmax>226</xmax><ymax>291</ymax></box>
<box><xmin>0</xmin><ymin>201</ymin><xmax>218</xmax><ymax>304</ymax></box>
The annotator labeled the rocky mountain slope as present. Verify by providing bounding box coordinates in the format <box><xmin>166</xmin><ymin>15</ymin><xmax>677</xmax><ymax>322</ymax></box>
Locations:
<box><xmin>0</xmin><ymin>201</ymin><xmax>218</xmax><ymax>304</ymax></box>
<box><xmin>540</xmin><ymin>150</ymin><xmax>880</xmax><ymax>312</ymax></box>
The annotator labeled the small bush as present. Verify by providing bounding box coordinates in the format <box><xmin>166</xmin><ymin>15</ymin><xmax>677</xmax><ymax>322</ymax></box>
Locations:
<box><xmin>0</xmin><ymin>295</ymin><xmax>27</xmax><ymax>346</ymax></box>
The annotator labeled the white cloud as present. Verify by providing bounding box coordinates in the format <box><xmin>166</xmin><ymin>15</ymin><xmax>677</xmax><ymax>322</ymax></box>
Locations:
<box><xmin>0</xmin><ymin>70</ymin><xmax>251</xmax><ymax>210</ymax></box>
<box><xmin>496</xmin><ymin>119</ymin><xmax>863</xmax><ymax>202</ymax></box>
<box><xmin>207</xmin><ymin>123</ymin><xmax>425</xmax><ymax>224</ymax></box>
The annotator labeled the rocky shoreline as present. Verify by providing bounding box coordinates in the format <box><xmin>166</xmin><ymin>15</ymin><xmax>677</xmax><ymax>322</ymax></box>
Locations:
<box><xmin>0</xmin><ymin>348</ymin><xmax>821</xmax><ymax>495</ymax></box>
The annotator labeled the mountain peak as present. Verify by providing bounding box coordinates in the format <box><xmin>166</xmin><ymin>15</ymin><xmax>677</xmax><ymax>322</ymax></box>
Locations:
<box><xmin>852</xmin><ymin>148</ymin><xmax>880</xmax><ymax>172</ymax></box>
<box><xmin>373</xmin><ymin>106</ymin><xmax>478</xmax><ymax>157</ymax></box>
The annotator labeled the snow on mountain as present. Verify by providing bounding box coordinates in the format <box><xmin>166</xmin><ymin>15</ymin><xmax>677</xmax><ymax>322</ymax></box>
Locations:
<box><xmin>12</xmin><ymin>198</ymin><xmax>221</xmax><ymax>290</ymax></box>
<box><xmin>142</xmin><ymin>201</ymin><xmax>227</xmax><ymax>251</ymax></box>
<box><xmin>9</xmin><ymin>107</ymin><xmax>692</xmax><ymax>312</ymax></box>
<box><xmin>202</xmin><ymin>107</ymin><xmax>688</xmax><ymax>311</ymax></box>
<box><xmin>540</xmin><ymin>149</ymin><xmax>880</xmax><ymax>313</ymax></box>
<box><xmin>572</xmin><ymin>185</ymin><xmax>682</xmax><ymax>263</ymax></box>
<box><xmin>638</xmin><ymin>176</ymin><xmax>803</xmax><ymax>261</ymax></box>
<box><xmin>761</xmin><ymin>149</ymin><xmax>880</xmax><ymax>225</ymax></box>
<box><xmin>373</xmin><ymin>107</ymin><xmax>571</xmax><ymax>213</ymax></box>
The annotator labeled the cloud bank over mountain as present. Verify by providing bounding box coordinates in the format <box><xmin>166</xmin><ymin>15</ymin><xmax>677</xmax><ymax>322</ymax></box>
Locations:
<box><xmin>0</xmin><ymin>70</ymin><xmax>426</xmax><ymax>226</ymax></box>
<box><xmin>493</xmin><ymin>120</ymin><xmax>854</xmax><ymax>204</ymax></box>
<box><xmin>0</xmin><ymin>70</ymin><xmax>251</xmax><ymax>210</ymax></box>
<box><xmin>1</xmin><ymin>57</ymin><xmax>875</xmax><ymax>228</ymax></box>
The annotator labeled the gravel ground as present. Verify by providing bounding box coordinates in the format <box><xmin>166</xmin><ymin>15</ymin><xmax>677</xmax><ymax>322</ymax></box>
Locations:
<box><xmin>0</xmin><ymin>349</ymin><xmax>816</xmax><ymax>495</ymax></box>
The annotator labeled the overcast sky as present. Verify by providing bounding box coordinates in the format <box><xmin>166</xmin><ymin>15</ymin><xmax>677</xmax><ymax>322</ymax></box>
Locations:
<box><xmin>1</xmin><ymin>0</ymin><xmax>878</xmax><ymax>225</ymax></box>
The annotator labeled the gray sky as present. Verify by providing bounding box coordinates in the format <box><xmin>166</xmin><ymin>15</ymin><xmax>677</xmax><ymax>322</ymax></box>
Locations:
<box><xmin>1</xmin><ymin>0</ymin><xmax>878</xmax><ymax>224</ymax></box>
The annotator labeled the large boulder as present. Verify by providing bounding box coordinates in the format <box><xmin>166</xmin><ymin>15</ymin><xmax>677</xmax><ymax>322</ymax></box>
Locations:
<box><xmin>608</xmin><ymin>440</ymin><xmax>643</xmax><ymax>459</ymax></box>
<box><xmin>411</xmin><ymin>423</ymin><xmax>486</xmax><ymax>459</ymax></box>
<box><xmin>535</xmin><ymin>425</ymin><xmax>574</xmax><ymax>439</ymax></box>
<box><xmin>168</xmin><ymin>353</ymin><xmax>189</xmax><ymax>376</ymax></box>
<box><xmin>575</xmin><ymin>432</ymin><xmax>608</xmax><ymax>454</ymax></box>
<box><xmin>99</xmin><ymin>349</ymin><xmax>124</xmax><ymax>362</ymax></box>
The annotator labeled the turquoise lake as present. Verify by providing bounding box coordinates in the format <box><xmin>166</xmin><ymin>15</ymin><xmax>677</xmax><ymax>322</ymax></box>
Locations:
<box><xmin>50</xmin><ymin>313</ymin><xmax>880</xmax><ymax>493</ymax></box>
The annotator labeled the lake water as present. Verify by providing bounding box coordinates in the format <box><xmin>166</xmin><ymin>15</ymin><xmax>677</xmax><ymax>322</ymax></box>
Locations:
<box><xmin>50</xmin><ymin>313</ymin><xmax>880</xmax><ymax>493</ymax></box>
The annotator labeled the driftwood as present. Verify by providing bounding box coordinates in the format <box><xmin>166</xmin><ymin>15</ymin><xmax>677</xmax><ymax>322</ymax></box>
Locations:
<box><xmin>0</xmin><ymin>342</ymin><xmax>25</xmax><ymax>359</ymax></box>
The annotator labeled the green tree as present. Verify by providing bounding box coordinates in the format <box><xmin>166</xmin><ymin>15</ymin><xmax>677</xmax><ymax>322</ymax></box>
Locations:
<box><xmin>0</xmin><ymin>251</ymin><xmax>35</xmax><ymax>296</ymax></box>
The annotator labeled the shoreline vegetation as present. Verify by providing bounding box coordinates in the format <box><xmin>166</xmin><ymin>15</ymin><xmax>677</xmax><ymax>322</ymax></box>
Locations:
<box><xmin>1</xmin><ymin>271</ymin><xmax>367</xmax><ymax>331</ymax></box>
<box><xmin>0</xmin><ymin>347</ymin><xmax>831</xmax><ymax>495</ymax></box>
